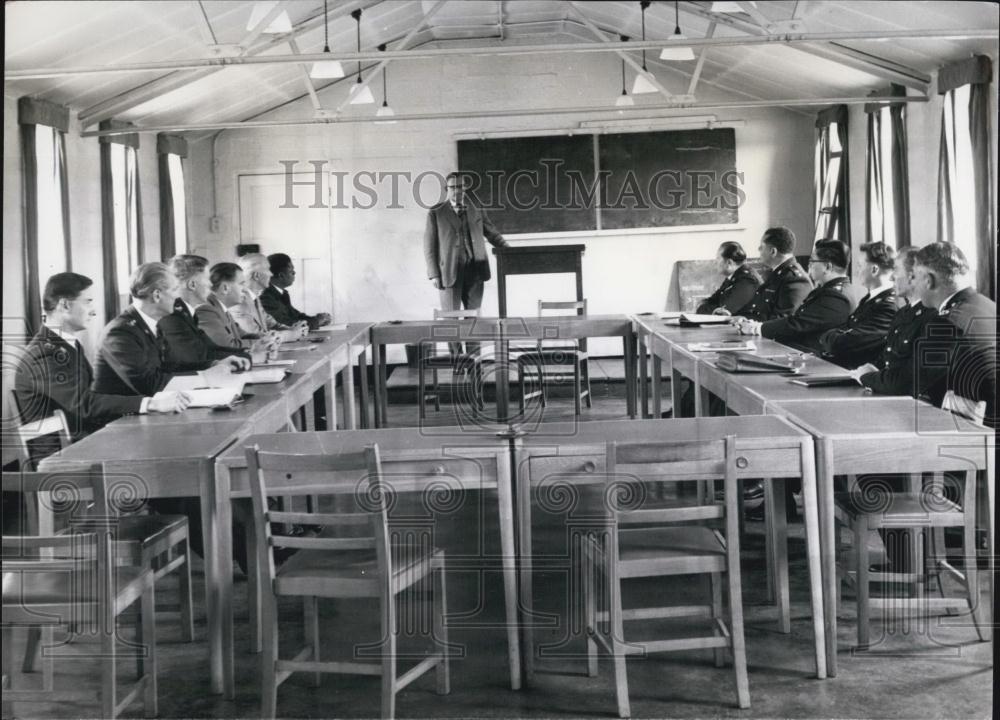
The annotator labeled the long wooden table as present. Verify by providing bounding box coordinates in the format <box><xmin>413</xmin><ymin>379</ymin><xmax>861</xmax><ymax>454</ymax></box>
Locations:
<box><xmin>38</xmin><ymin>324</ymin><xmax>372</xmax><ymax>698</ymax></box>
<box><xmin>370</xmin><ymin>315</ymin><xmax>637</xmax><ymax>427</ymax></box>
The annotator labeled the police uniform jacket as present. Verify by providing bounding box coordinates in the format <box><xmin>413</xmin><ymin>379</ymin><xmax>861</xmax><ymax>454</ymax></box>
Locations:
<box><xmin>260</xmin><ymin>284</ymin><xmax>320</xmax><ymax>330</ymax></box>
<box><xmin>760</xmin><ymin>276</ymin><xmax>856</xmax><ymax>353</ymax></box>
<box><xmin>859</xmin><ymin>301</ymin><xmax>936</xmax><ymax>397</ymax></box>
<box><xmin>195</xmin><ymin>293</ymin><xmax>246</xmax><ymax>350</ymax></box>
<box><xmin>738</xmin><ymin>257</ymin><xmax>812</xmax><ymax>320</ymax></box>
<box><xmin>14</xmin><ymin>325</ymin><xmax>142</xmax><ymax>440</ymax></box>
<box><xmin>820</xmin><ymin>287</ymin><xmax>899</xmax><ymax>368</ymax></box>
<box><xmin>93</xmin><ymin>306</ymin><xmax>178</xmax><ymax>396</ymax></box>
<box><xmin>913</xmin><ymin>288</ymin><xmax>996</xmax><ymax>427</ymax></box>
<box><xmin>696</xmin><ymin>264</ymin><xmax>762</xmax><ymax>315</ymax></box>
<box><xmin>159</xmin><ymin>298</ymin><xmax>248</xmax><ymax>369</ymax></box>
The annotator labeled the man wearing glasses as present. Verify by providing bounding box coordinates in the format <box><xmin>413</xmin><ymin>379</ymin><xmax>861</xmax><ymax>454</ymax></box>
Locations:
<box><xmin>424</xmin><ymin>172</ymin><xmax>508</xmax><ymax>360</ymax></box>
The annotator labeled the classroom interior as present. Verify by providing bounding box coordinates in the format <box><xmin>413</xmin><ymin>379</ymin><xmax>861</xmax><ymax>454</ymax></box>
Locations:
<box><xmin>2</xmin><ymin>1</ymin><xmax>997</xmax><ymax>719</ymax></box>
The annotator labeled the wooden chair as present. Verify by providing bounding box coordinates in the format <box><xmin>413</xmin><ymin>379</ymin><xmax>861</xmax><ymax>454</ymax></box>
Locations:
<box><xmin>246</xmin><ymin>443</ymin><xmax>450</xmax><ymax>719</ymax></box>
<box><xmin>13</xmin><ymin>406</ymin><xmax>194</xmax><ymax>661</ymax></box>
<box><xmin>1</xmin><ymin>466</ymin><xmax>158</xmax><ymax>719</ymax></box>
<box><xmin>516</xmin><ymin>300</ymin><xmax>592</xmax><ymax>416</ymax></box>
<box><xmin>418</xmin><ymin>308</ymin><xmax>484</xmax><ymax>418</ymax></box>
<box><xmin>583</xmin><ymin>436</ymin><xmax>749</xmax><ymax>716</ymax></box>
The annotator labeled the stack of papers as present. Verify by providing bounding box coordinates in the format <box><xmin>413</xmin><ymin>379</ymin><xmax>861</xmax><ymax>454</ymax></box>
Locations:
<box><xmin>679</xmin><ymin>313</ymin><xmax>732</xmax><ymax>326</ymax></box>
<box><xmin>164</xmin><ymin>375</ymin><xmax>246</xmax><ymax>408</ymax></box>
<box><xmin>254</xmin><ymin>359</ymin><xmax>296</xmax><ymax>368</ymax></box>
<box><xmin>312</xmin><ymin>323</ymin><xmax>348</xmax><ymax>332</ymax></box>
<box><xmin>687</xmin><ymin>340</ymin><xmax>756</xmax><ymax>352</ymax></box>
<box><xmin>241</xmin><ymin>368</ymin><xmax>288</xmax><ymax>384</ymax></box>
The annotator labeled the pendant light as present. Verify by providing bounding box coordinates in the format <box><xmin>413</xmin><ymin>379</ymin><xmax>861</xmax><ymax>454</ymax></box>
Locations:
<box><xmin>348</xmin><ymin>8</ymin><xmax>375</xmax><ymax>105</ymax></box>
<box><xmin>310</xmin><ymin>0</ymin><xmax>345</xmax><ymax>79</ymax></box>
<box><xmin>375</xmin><ymin>44</ymin><xmax>397</xmax><ymax>123</ymax></box>
<box><xmin>246</xmin><ymin>1</ymin><xmax>292</xmax><ymax>34</ymax></box>
<box><xmin>631</xmin><ymin>1</ymin><xmax>658</xmax><ymax>94</ymax></box>
<box><xmin>660</xmin><ymin>0</ymin><xmax>696</xmax><ymax>61</ymax></box>
<box><xmin>614</xmin><ymin>35</ymin><xmax>634</xmax><ymax>107</ymax></box>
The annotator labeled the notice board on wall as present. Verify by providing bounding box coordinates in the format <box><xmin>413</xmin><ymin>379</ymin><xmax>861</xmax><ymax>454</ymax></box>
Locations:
<box><xmin>457</xmin><ymin>128</ymin><xmax>740</xmax><ymax>234</ymax></box>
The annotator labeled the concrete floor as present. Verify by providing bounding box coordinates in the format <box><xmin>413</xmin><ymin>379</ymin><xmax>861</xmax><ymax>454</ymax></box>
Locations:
<box><xmin>4</xmin><ymin>366</ymin><xmax>993</xmax><ymax>718</ymax></box>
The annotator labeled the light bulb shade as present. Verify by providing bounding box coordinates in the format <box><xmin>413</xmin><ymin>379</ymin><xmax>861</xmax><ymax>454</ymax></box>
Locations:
<box><xmin>631</xmin><ymin>71</ymin><xmax>659</xmax><ymax>94</ymax></box>
<box><xmin>310</xmin><ymin>59</ymin><xmax>345</xmax><ymax>79</ymax></box>
<box><xmin>615</xmin><ymin>93</ymin><xmax>635</xmax><ymax>107</ymax></box>
<box><xmin>660</xmin><ymin>36</ymin><xmax>696</xmax><ymax>61</ymax></box>
<box><xmin>349</xmin><ymin>83</ymin><xmax>376</xmax><ymax>105</ymax></box>
<box><xmin>375</xmin><ymin>105</ymin><xmax>397</xmax><ymax>124</ymax></box>
<box><xmin>246</xmin><ymin>2</ymin><xmax>293</xmax><ymax>33</ymax></box>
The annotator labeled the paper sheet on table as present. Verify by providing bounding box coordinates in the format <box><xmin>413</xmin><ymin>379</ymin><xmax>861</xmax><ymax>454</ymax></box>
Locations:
<box><xmin>687</xmin><ymin>341</ymin><xmax>756</xmax><ymax>352</ymax></box>
<box><xmin>164</xmin><ymin>375</ymin><xmax>246</xmax><ymax>394</ymax></box>
<box><xmin>278</xmin><ymin>343</ymin><xmax>317</xmax><ymax>352</ymax></box>
<box><xmin>241</xmin><ymin>368</ymin><xmax>288</xmax><ymax>384</ymax></box>
<box><xmin>177</xmin><ymin>388</ymin><xmax>244</xmax><ymax>408</ymax></box>
<box><xmin>311</xmin><ymin>324</ymin><xmax>348</xmax><ymax>332</ymax></box>
<box><xmin>679</xmin><ymin>313</ymin><xmax>732</xmax><ymax>325</ymax></box>
<box><xmin>254</xmin><ymin>359</ymin><xmax>296</xmax><ymax>367</ymax></box>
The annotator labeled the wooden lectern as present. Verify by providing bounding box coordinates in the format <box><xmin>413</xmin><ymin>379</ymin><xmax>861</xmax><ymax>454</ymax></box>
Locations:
<box><xmin>492</xmin><ymin>244</ymin><xmax>586</xmax><ymax>317</ymax></box>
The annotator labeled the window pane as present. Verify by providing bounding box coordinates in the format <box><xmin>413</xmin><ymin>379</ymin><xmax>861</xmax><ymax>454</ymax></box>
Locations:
<box><xmin>168</xmin><ymin>154</ymin><xmax>187</xmax><ymax>254</ymax></box>
<box><xmin>34</xmin><ymin>125</ymin><xmax>67</xmax><ymax>299</ymax></box>
<box><xmin>111</xmin><ymin>143</ymin><xmax>131</xmax><ymax>295</ymax></box>
<box><xmin>878</xmin><ymin>107</ymin><xmax>896</xmax><ymax>248</ymax></box>
<box><xmin>950</xmin><ymin>85</ymin><xmax>977</xmax><ymax>283</ymax></box>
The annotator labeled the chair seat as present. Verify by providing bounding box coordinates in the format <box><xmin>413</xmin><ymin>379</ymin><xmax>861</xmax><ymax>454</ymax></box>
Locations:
<box><xmin>2</xmin><ymin>566</ymin><xmax>150</xmax><ymax>611</ymax></box>
<box><xmin>274</xmin><ymin>546</ymin><xmax>444</xmax><ymax>598</ymax></box>
<box><xmin>593</xmin><ymin>526</ymin><xmax>726</xmax><ymax>578</ymax></box>
<box><xmin>835</xmin><ymin>492</ymin><xmax>962</xmax><ymax>522</ymax></box>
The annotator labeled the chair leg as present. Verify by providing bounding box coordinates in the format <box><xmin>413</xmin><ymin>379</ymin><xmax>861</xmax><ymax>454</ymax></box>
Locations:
<box><xmin>417</xmin><ymin>360</ymin><xmax>426</xmax><ymax>420</ymax></box>
<box><xmin>305</xmin><ymin>596</ymin><xmax>321</xmax><ymax>687</ymax></box>
<box><xmin>962</xmin><ymin>485</ymin><xmax>988</xmax><ymax>641</ymax></box>
<box><xmin>41</xmin><ymin>625</ymin><xmax>54</xmax><ymax>691</ymax></box>
<box><xmin>573</xmin><ymin>355</ymin><xmax>582</xmax><ymax>416</ymax></box>
<box><xmin>856</xmin><ymin>515</ymin><xmax>871</xmax><ymax>650</ymax></box>
<box><xmin>21</xmin><ymin>627</ymin><xmax>40</xmax><ymax>673</ymax></box>
<box><xmin>582</xmin><ymin>356</ymin><xmax>593</xmax><ymax>408</ymax></box>
<box><xmin>178</xmin><ymin>537</ymin><xmax>195</xmax><ymax>642</ymax></box>
<box><xmin>518</xmin><ymin>362</ymin><xmax>526</xmax><ymax>415</ymax></box>
<box><xmin>710</xmin><ymin>573</ymin><xmax>725</xmax><ymax>668</ymax></box>
<box><xmin>260</xmin><ymin>595</ymin><xmax>279</xmax><ymax>720</ymax></box>
<box><xmin>433</xmin><ymin>368</ymin><xmax>441</xmax><ymax>412</ymax></box>
<box><xmin>2</xmin><ymin>626</ymin><xmax>14</xmax><ymax>718</ymax></box>
<box><xmin>434</xmin><ymin>567</ymin><xmax>450</xmax><ymax>695</ymax></box>
<box><xmin>101</xmin><ymin>614</ymin><xmax>118</xmax><ymax>719</ymax></box>
<box><xmin>726</xmin><ymin>571</ymin><xmax>750</xmax><ymax>709</ymax></box>
<box><xmin>584</xmin><ymin>549</ymin><xmax>598</xmax><ymax>677</ymax></box>
<box><xmin>610</xmin><ymin>577</ymin><xmax>630</xmax><ymax>719</ymax></box>
<box><xmin>141</xmin><ymin>584</ymin><xmax>158</xmax><ymax>718</ymax></box>
<box><xmin>381</xmin><ymin>591</ymin><xmax>398</xmax><ymax>720</ymax></box>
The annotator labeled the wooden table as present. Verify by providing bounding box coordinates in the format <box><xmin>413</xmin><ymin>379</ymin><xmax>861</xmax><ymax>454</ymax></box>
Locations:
<box><xmin>38</xmin><ymin>325</ymin><xmax>372</xmax><ymax>698</ymax></box>
<box><xmin>513</xmin><ymin>416</ymin><xmax>827</xmax><ymax>681</ymax></box>
<box><xmin>370</xmin><ymin>315</ymin><xmax>637</xmax><ymax>427</ymax></box>
<box><xmin>214</xmin><ymin>425</ymin><xmax>524</xmax><ymax>690</ymax></box>
<box><xmin>767</xmin><ymin>398</ymin><xmax>996</xmax><ymax>677</ymax></box>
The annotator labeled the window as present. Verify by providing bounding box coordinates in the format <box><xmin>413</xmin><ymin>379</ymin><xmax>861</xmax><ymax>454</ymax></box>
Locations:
<box><xmin>940</xmin><ymin>84</ymin><xmax>977</xmax><ymax>277</ymax></box>
<box><xmin>167</xmin><ymin>154</ymin><xmax>188</xmax><ymax>255</ymax></box>
<box><xmin>865</xmin><ymin>90</ymin><xmax>909</xmax><ymax>249</ymax></box>
<box><xmin>157</xmin><ymin>134</ymin><xmax>189</xmax><ymax>259</ymax></box>
<box><xmin>110</xmin><ymin>142</ymin><xmax>141</xmax><ymax>296</ymax></box>
<box><xmin>33</xmin><ymin>124</ymin><xmax>70</xmax><ymax>293</ymax></box>
<box><xmin>814</xmin><ymin>121</ymin><xmax>844</xmax><ymax>241</ymax></box>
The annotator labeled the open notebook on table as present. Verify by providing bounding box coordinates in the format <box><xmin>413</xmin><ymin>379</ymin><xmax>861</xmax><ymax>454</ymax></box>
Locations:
<box><xmin>164</xmin><ymin>375</ymin><xmax>246</xmax><ymax>408</ymax></box>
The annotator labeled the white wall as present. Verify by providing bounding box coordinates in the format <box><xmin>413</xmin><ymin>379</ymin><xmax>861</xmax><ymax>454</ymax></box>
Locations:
<box><xmin>189</xmin><ymin>51</ymin><xmax>816</xmax><ymax>358</ymax></box>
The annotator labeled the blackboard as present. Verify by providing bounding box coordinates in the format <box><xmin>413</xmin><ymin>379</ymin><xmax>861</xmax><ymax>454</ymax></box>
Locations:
<box><xmin>457</xmin><ymin>135</ymin><xmax>597</xmax><ymax>234</ymax></box>
<box><xmin>599</xmin><ymin>129</ymin><xmax>739</xmax><ymax>229</ymax></box>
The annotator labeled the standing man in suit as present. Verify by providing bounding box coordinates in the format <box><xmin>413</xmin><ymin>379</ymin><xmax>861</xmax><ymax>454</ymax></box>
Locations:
<box><xmin>14</xmin><ymin>272</ymin><xmax>189</xmax><ymax>442</ymax></box>
<box><xmin>197</xmin><ymin>261</ymin><xmax>277</xmax><ymax>358</ymax></box>
<box><xmin>159</xmin><ymin>254</ymin><xmax>251</xmax><ymax>370</ymax></box>
<box><xmin>854</xmin><ymin>246</ymin><xmax>937</xmax><ymax>395</ymax></box>
<box><xmin>93</xmin><ymin>262</ymin><xmax>239</xmax><ymax>396</ymax></box>
<box><xmin>697</xmin><ymin>241</ymin><xmax>761</xmax><ymax>315</ymax></box>
<box><xmin>230</xmin><ymin>253</ymin><xmax>308</xmax><ymax>343</ymax></box>
<box><xmin>732</xmin><ymin>226</ymin><xmax>812</xmax><ymax>321</ymax></box>
<box><xmin>819</xmin><ymin>241</ymin><xmax>899</xmax><ymax>368</ymax></box>
<box><xmin>738</xmin><ymin>239</ymin><xmax>857</xmax><ymax>354</ymax></box>
<box><xmin>424</xmin><ymin>172</ymin><xmax>508</xmax><ymax>358</ymax></box>
<box><xmin>260</xmin><ymin>253</ymin><xmax>332</xmax><ymax>330</ymax></box>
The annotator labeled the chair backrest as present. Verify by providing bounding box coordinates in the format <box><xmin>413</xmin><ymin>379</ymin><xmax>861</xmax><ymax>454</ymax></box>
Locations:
<box><xmin>245</xmin><ymin>443</ymin><xmax>391</xmax><ymax>584</ymax></box>
<box><xmin>434</xmin><ymin>308</ymin><xmax>481</xmax><ymax>321</ymax></box>
<box><xmin>1</xmin><ymin>466</ymin><xmax>112</xmax><ymax>626</ymax></box>
<box><xmin>14</xmin><ymin>406</ymin><xmax>72</xmax><ymax>471</ymax></box>
<box><xmin>601</xmin><ymin>436</ymin><xmax>739</xmax><ymax>557</ymax></box>
<box><xmin>538</xmin><ymin>299</ymin><xmax>587</xmax><ymax>317</ymax></box>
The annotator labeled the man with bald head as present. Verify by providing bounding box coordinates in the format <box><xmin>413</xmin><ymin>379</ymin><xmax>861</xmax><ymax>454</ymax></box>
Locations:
<box><xmin>229</xmin><ymin>252</ymin><xmax>308</xmax><ymax>343</ymax></box>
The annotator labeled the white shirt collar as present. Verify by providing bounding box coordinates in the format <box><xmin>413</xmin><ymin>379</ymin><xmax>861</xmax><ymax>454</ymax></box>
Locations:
<box><xmin>182</xmin><ymin>299</ymin><xmax>200</xmax><ymax>317</ymax></box>
<box><xmin>867</xmin><ymin>284</ymin><xmax>894</xmax><ymax>300</ymax></box>
<box><xmin>45</xmin><ymin>324</ymin><xmax>81</xmax><ymax>346</ymax></box>
<box><xmin>135</xmin><ymin>306</ymin><xmax>160</xmax><ymax>336</ymax></box>
<box><xmin>938</xmin><ymin>288</ymin><xmax>967</xmax><ymax>312</ymax></box>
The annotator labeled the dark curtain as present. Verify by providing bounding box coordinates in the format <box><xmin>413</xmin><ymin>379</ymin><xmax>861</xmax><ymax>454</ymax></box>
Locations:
<box><xmin>888</xmin><ymin>98</ymin><xmax>911</xmax><ymax>248</ymax></box>
<box><xmin>130</xmin><ymin>149</ymin><xmax>145</xmax><ymax>265</ymax></box>
<box><xmin>864</xmin><ymin>85</ymin><xmax>910</xmax><ymax>248</ymax></box>
<box><xmin>864</xmin><ymin>110</ymin><xmax>880</xmax><ymax>245</ymax></box>
<box><xmin>100</xmin><ymin>141</ymin><xmax>119</xmax><ymax>322</ymax></box>
<box><xmin>814</xmin><ymin>105</ymin><xmax>850</xmax><ymax>250</ymax></box>
<box><xmin>158</xmin><ymin>152</ymin><xmax>175</xmax><ymax>260</ymax></box>
<box><xmin>936</xmin><ymin>92</ymin><xmax>954</xmax><ymax>246</ymax></box>
<box><xmin>56</xmin><ymin>131</ymin><xmax>73</xmax><ymax>265</ymax></box>
<box><xmin>20</xmin><ymin>122</ymin><xmax>40</xmax><ymax>335</ymax></box>
<box><xmin>835</xmin><ymin>114</ymin><xmax>851</xmax><ymax>252</ymax></box>
<box><xmin>968</xmin><ymin>81</ymin><xmax>994</xmax><ymax>299</ymax></box>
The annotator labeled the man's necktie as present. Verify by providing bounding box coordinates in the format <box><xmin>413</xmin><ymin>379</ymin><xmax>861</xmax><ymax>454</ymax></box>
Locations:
<box><xmin>456</xmin><ymin>205</ymin><xmax>474</xmax><ymax>259</ymax></box>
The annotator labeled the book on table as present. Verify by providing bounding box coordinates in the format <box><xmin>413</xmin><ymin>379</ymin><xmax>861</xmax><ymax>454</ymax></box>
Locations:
<box><xmin>679</xmin><ymin>313</ymin><xmax>732</xmax><ymax>326</ymax></box>
<box><xmin>163</xmin><ymin>375</ymin><xmax>246</xmax><ymax>407</ymax></box>
<box><xmin>715</xmin><ymin>351</ymin><xmax>799</xmax><ymax>374</ymax></box>
<box><xmin>788</xmin><ymin>374</ymin><xmax>861</xmax><ymax>387</ymax></box>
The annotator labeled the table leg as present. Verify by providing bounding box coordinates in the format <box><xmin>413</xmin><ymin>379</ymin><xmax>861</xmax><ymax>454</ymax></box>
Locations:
<box><xmin>343</xmin><ymin>356</ymin><xmax>358</xmax><ymax>430</ymax></box>
<box><xmin>651</xmin><ymin>355</ymin><xmax>662</xmax><ymax>418</ymax></box>
<box><xmin>515</xmin><ymin>449</ymin><xmax>535</xmax><ymax>683</ymax></box>
<box><xmin>798</xmin><ymin>438</ymin><xmax>827</xmax><ymax>679</ymax></box>
<box><xmin>324</xmin><ymin>369</ymin><xmax>337</xmax><ymax>431</ymax></box>
<box><xmin>357</xmin><ymin>348</ymin><xmax>371</xmax><ymax>429</ymax></box>
<box><xmin>638</xmin><ymin>331</ymin><xmax>649</xmax><ymax>419</ymax></box>
<box><xmin>815</xmin><ymin>437</ymin><xmax>837</xmax><ymax>677</ymax></box>
<box><xmin>201</xmin><ymin>467</ymin><xmax>224</xmax><ymax>695</ymax></box>
<box><xmin>375</xmin><ymin>342</ymin><xmax>387</xmax><ymax>428</ymax></box>
<box><xmin>495</xmin><ymin>450</ymin><xmax>522</xmax><ymax>690</ymax></box>
<box><xmin>496</xmin><ymin>334</ymin><xmax>510</xmax><ymax>423</ymax></box>
<box><xmin>766</xmin><ymin>478</ymin><xmax>791</xmax><ymax>633</ymax></box>
<box><xmin>624</xmin><ymin>333</ymin><xmax>637</xmax><ymax>419</ymax></box>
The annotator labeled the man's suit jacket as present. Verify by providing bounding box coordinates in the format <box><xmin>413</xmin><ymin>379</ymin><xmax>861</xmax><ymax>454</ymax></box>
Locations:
<box><xmin>760</xmin><ymin>276</ymin><xmax>857</xmax><ymax>353</ymax></box>
<box><xmin>229</xmin><ymin>294</ymin><xmax>281</xmax><ymax>337</ymax></box>
<box><xmin>14</xmin><ymin>325</ymin><xmax>142</xmax><ymax>440</ymax></box>
<box><xmin>93</xmin><ymin>306</ymin><xmax>175</xmax><ymax>397</ymax></box>
<box><xmin>819</xmin><ymin>287</ymin><xmax>899</xmax><ymax>368</ymax></box>
<box><xmin>195</xmin><ymin>293</ymin><xmax>246</xmax><ymax>350</ymax></box>
<box><xmin>424</xmin><ymin>201</ymin><xmax>507</xmax><ymax>288</ymax></box>
<box><xmin>158</xmin><ymin>299</ymin><xmax>247</xmax><ymax>369</ymax></box>
<box><xmin>739</xmin><ymin>257</ymin><xmax>812</xmax><ymax>321</ymax></box>
<box><xmin>859</xmin><ymin>301</ymin><xmax>937</xmax><ymax>397</ymax></box>
<box><xmin>259</xmin><ymin>285</ymin><xmax>318</xmax><ymax>329</ymax></box>
<box><xmin>696</xmin><ymin>264</ymin><xmax>761</xmax><ymax>315</ymax></box>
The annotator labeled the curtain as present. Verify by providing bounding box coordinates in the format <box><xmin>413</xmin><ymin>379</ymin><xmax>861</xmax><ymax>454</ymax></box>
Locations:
<box><xmin>865</xmin><ymin>110</ymin><xmax>881</xmax><ymax>245</ymax></box>
<box><xmin>99</xmin><ymin>120</ymin><xmax>142</xmax><ymax>320</ymax></box>
<box><xmin>158</xmin><ymin>152</ymin><xmax>175</xmax><ymax>260</ymax></box>
<box><xmin>814</xmin><ymin>105</ymin><xmax>849</xmax><ymax>249</ymax></box>
<box><xmin>100</xmin><ymin>141</ymin><xmax>119</xmax><ymax>322</ymax></box>
<box><xmin>968</xmin><ymin>80</ymin><xmax>994</xmax><ymax>299</ymax></box>
<box><xmin>835</xmin><ymin>115</ymin><xmax>851</xmax><ymax>251</ymax></box>
<box><xmin>864</xmin><ymin>85</ymin><xmax>910</xmax><ymax>248</ymax></box>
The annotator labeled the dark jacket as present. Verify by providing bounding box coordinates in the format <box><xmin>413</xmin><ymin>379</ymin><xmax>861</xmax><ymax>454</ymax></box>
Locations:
<box><xmin>820</xmin><ymin>287</ymin><xmax>899</xmax><ymax>368</ymax></box>
<box><xmin>194</xmin><ymin>293</ymin><xmax>246</xmax><ymax>350</ymax></box>
<box><xmin>14</xmin><ymin>325</ymin><xmax>143</xmax><ymax>440</ymax></box>
<box><xmin>738</xmin><ymin>257</ymin><xmax>812</xmax><ymax>321</ymax></box>
<box><xmin>912</xmin><ymin>288</ymin><xmax>996</xmax><ymax>427</ymax></box>
<box><xmin>760</xmin><ymin>276</ymin><xmax>857</xmax><ymax>353</ymax></box>
<box><xmin>859</xmin><ymin>301</ymin><xmax>937</xmax><ymax>397</ymax></box>
<box><xmin>423</xmin><ymin>201</ymin><xmax>507</xmax><ymax>288</ymax></box>
<box><xmin>158</xmin><ymin>298</ymin><xmax>247</xmax><ymax>368</ymax></box>
<box><xmin>93</xmin><ymin>306</ymin><xmax>177</xmax><ymax>396</ymax></box>
<box><xmin>259</xmin><ymin>285</ymin><xmax>319</xmax><ymax>330</ymax></box>
<box><xmin>697</xmin><ymin>264</ymin><xmax>762</xmax><ymax>315</ymax></box>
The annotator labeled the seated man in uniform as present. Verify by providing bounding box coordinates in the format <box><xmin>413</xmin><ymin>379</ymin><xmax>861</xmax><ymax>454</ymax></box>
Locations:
<box><xmin>14</xmin><ymin>272</ymin><xmax>189</xmax><ymax>443</ymax></box>
<box><xmin>909</xmin><ymin>242</ymin><xmax>995</xmax><ymax>426</ymax></box>
<box><xmin>697</xmin><ymin>241</ymin><xmax>761</xmax><ymax>315</ymax></box>
<box><xmin>732</xmin><ymin>226</ymin><xmax>812</xmax><ymax>321</ymax></box>
<box><xmin>230</xmin><ymin>253</ymin><xmax>309</xmax><ymax>342</ymax></box>
<box><xmin>93</xmin><ymin>262</ymin><xmax>241</xmax><ymax>396</ymax></box>
<box><xmin>737</xmin><ymin>239</ymin><xmax>857</xmax><ymax>354</ymax></box>
<box><xmin>260</xmin><ymin>253</ymin><xmax>332</xmax><ymax>330</ymax></box>
<box><xmin>159</xmin><ymin>254</ymin><xmax>251</xmax><ymax>370</ymax></box>
<box><xmin>196</xmin><ymin>261</ymin><xmax>277</xmax><ymax>358</ymax></box>
<box><xmin>819</xmin><ymin>241</ymin><xmax>899</xmax><ymax>368</ymax></box>
<box><xmin>854</xmin><ymin>247</ymin><xmax>937</xmax><ymax>395</ymax></box>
